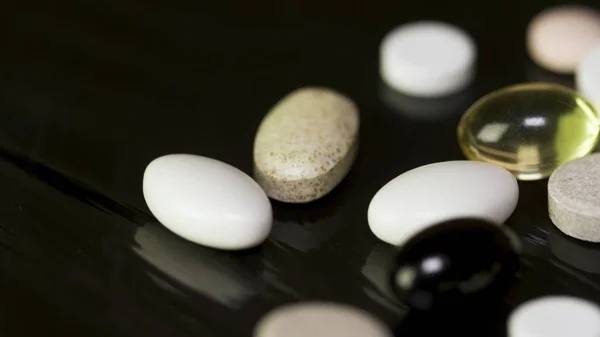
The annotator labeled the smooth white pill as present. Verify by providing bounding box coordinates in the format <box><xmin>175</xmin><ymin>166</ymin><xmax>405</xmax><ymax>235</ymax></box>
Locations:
<box><xmin>368</xmin><ymin>161</ymin><xmax>519</xmax><ymax>246</ymax></box>
<box><xmin>508</xmin><ymin>296</ymin><xmax>600</xmax><ymax>337</ymax></box>
<box><xmin>380</xmin><ymin>21</ymin><xmax>476</xmax><ymax>98</ymax></box>
<box><xmin>143</xmin><ymin>154</ymin><xmax>272</xmax><ymax>250</ymax></box>
<box><xmin>253</xmin><ymin>302</ymin><xmax>393</xmax><ymax>337</ymax></box>
<box><xmin>576</xmin><ymin>45</ymin><xmax>600</xmax><ymax>110</ymax></box>
<box><xmin>527</xmin><ymin>5</ymin><xmax>600</xmax><ymax>74</ymax></box>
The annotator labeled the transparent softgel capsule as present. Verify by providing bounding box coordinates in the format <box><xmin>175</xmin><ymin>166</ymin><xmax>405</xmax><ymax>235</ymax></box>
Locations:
<box><xmin>457</xmin><ymin>83</ymin><xmax>600</xmax><ymax>180</ymax></box>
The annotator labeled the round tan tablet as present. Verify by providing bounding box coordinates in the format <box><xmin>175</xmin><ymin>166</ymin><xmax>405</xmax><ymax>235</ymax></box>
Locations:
<box><xmin>253</xmin><ymin>302</ymin><xmax>392</xmax><ymax>337</ymax></box>
<box><xmin>527</xmin><ymin>5</ymin><xmax>600</xmax><ymax>74</ymax></box>
<box><xmin>548</xmin><ymin>153</ymin><xmax>600</xmax><ymax>242</ymax></box>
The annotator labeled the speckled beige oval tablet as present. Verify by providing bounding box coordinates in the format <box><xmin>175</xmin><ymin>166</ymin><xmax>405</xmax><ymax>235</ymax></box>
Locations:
<box><xmin>253</xmin><ymin>87</ymin><xmax>359</xmax><ymax>203</ymax></box>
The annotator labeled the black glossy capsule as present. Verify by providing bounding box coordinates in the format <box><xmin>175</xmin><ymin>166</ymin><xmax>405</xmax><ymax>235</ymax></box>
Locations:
<box><xmin>389</xmin><ymin>218</ymin><xmax>520</xmax><ymax>312</ymax></box>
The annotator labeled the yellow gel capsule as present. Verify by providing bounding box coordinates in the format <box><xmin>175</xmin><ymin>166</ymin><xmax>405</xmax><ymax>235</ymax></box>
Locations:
<box><xmin>457</xmin><ymin>83</ymin><xmax>600</xmax><ymax>180</ymax></box>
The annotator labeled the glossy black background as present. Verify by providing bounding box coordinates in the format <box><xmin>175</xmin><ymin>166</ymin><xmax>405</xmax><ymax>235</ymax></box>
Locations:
<box><xmin>2</xmin><ymin>1</ymin><xmax>600</xmax><ymax>336</ymax></box>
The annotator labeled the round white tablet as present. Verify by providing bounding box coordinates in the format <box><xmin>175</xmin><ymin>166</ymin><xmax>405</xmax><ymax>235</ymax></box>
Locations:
<box><xmin>253</xmin><ymin>302</ymin><xmax>392</xmax><ymax>337</ymax></box>
<box><xmin>508</xmin><ymin>296</ymin><xmax>600</xmax><ymax>337</ymax></box>
<box><xmin>527</xmin><ymin>5</ymin><xmax>600</xmax><ymax>74</ymax></box>
<box><xmin>576</xmin><ymin>45</ymin><xmax>600</xmax><ymax>110</ymax></box>
<box><xmin>548</xmin><ymin>153</ymin><xmax>600</xmax><ymax>242</ymax></box>
<box><xmin>380</xmin><ymin>21</ymin><xmax>476</xmax><ymax>97</ymax></box>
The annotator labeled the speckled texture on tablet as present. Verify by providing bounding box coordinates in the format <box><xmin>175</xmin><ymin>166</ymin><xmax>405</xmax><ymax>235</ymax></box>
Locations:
<box><xmin>548</xmin><ymin>153</ymin><xmax>600</xmax><ymax>242</ymax></box>
<box><xmin>253</xmin><ymin>87</ymin><xmax>359</xmax><ymax>203</ymax></box>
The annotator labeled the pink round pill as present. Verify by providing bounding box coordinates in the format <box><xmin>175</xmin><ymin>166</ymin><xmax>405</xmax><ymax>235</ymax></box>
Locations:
<box><xmin>527</xmin><ymin>5</ymin><xmax>600</xmax><ymax>74</ymax></box>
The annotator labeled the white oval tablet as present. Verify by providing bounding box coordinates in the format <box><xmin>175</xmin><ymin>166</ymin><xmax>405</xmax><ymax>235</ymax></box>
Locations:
<box><xmin>143</xmin><ymin>154</ymin><xmax>272</xmax><ymax>250</ymax></box>
<box><xmin>380</xmin><ymin>21</ymin><xmax>476</xmax><ymax>98</ymax></box>
<box><xmin>368</xmin><ymin>161</ymin><xmax>519</xmax><ymax>246</ymax></box>
<box><xmin>508</xmin><ymin>296</ymin><xmax>600</xmax><ymax>337</ymax></box>
<box><xmin>253</xmin><ymin>302</ymin><xmax>392</xmax><ymax>337</ymax></box>
<box><xmin>576</xmin><ymin>45</ymin><xmax>600</xmax><ymax>110</ymax></box>
<box><xmin>527</xmin><ymin>5</ymin><xmax>600</xmax><ymax>74</ymax></box>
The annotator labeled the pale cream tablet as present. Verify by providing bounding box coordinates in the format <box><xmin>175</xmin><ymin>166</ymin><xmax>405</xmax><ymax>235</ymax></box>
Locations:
<box><xmin>253</xmin><ymin>302</ymin><xmax>392</xmax><ymax>337</ymax></box>
<box><xmin>548</xmin><ymin>153</ymin><xmax>600</xmax><ymax>242</ymax></box>
<box><xmin>527</xmin><ymin>5</ymin><xmax>600</xmax><ymax>74</ymax></box>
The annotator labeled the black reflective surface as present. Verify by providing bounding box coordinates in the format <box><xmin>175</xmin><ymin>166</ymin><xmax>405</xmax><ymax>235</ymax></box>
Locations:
<box><xmin>2</xmin><ymin>1</ymin><xmax>600</xmax><ymax>336</ymax></box>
